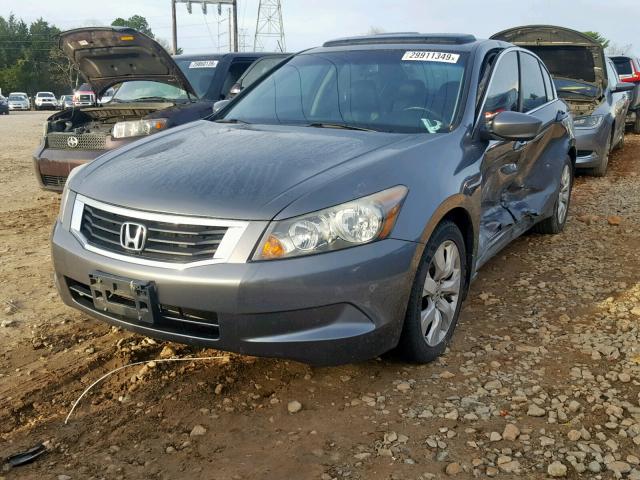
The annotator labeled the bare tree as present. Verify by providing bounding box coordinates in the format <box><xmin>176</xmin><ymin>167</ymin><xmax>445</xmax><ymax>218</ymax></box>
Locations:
<box><xmin>606</xmin><ymin>42</ymin><xmax>633</xmax><ymax>56</ymax></box>
<box><xmin>366</xmin><ymin>26</ymin><xmax>386</xmax><ymax>35</ymax></box>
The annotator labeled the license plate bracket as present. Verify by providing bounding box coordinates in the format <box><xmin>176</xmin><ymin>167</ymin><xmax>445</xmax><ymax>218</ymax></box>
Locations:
<box><xmin>89</xmin><ymin>271</ymin><xmax>157</xmax><ymax>324</ymax></box>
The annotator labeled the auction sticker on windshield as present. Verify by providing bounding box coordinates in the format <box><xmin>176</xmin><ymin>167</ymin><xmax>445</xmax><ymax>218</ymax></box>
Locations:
<box><xmin>189</xmin><ymin>60</ymin><xmax>219</xmax><ymax>68</ymax></box>
<box><xmin>402</xmin><ymin>51</ymin><xmax>460</xmax><ymax>63</ymax></box>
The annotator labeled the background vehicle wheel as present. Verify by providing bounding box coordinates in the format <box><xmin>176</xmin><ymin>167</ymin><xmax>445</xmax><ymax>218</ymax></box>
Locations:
<box><xmin>532</xmin><ymin>156</ymin><xmax>573</xmax><ymax>235</ymax></box>
<box><xmin>614</xmin><ymin>128</ymin><xmax>625</xmax><ymax>150</ymax></box>
<box><xmin>397</xmin><ymin>220</ymin><xmax>467</xmax><ymax>363</ymax></box>
<box><xmin>634</xmin><ymin>114</ymin><xmax>640</xmax><ymax>134</ymax></box>
<box><xmin>590</xmin><ymin>134</ymin><xmax>611</xmax><ymax>177</ymax></box>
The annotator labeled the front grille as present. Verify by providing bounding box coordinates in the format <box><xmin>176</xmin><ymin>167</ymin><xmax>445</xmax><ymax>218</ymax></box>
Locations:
<box><xmin>47</xmin><ymin>132</ymin><xmax>106</xmax><ymax>150</ymax></box>
<box><xmin>42</xmin><ymin>174</ymin><xmax>67</xmax><ymax>188</ymax></box>
<box><xmin>67</xmin><ymin>278</ymin><xmax>220</xmax><ymax>339</ymax></box>
<box><xmin>80</xmin><ymin>204</ymin><xmax>229</xmax><ymax>263</ymax></box>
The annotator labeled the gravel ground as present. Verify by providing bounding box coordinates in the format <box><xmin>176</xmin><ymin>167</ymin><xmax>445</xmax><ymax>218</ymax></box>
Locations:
<box><xmin>0</xmin><ymin>112</ymin><xmax>639</xmax><ymax>480</ymax></box>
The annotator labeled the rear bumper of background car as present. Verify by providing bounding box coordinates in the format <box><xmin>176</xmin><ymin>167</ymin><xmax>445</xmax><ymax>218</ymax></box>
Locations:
<box><xmin>52</xmin><ymin>220</ymin><xmax>421</xmax><ymax>365</ymax></box>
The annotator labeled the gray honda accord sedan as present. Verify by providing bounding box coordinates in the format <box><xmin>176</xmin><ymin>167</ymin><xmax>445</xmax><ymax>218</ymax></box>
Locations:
<box><xmin>52</xmin><ymin>33</ymin><xmax>575</xmax><ymax>365</ymax></box>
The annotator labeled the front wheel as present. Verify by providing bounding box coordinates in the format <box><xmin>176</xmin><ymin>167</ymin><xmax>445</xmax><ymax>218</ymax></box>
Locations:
<box><xmin>590</xmin><ymin>133</ymin><xmax>611</xmax><ymax>177</ymax></box>
<box><xmin>397</xmin><ymin>220</ymin><xmax>467</xmax><ymax>363</ymax></box>
<box><xmin>532</xmin><ymin>156</ymin><xmax>573</xmax><ymax>235</ymax></box>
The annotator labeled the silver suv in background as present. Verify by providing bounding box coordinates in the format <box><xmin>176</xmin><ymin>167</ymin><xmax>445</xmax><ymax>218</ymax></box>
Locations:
<box><xmin>35</xmin><ymin>92</ymin><xmax>58</xmax><ymax>110</ymax></box>
<box><xmin>611</xmin><ymin>56</ymin><xmax>640</xmax><ymax>133</ymax></box>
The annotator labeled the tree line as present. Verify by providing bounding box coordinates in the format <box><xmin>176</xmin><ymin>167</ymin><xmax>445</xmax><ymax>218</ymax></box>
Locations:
<box><xmin>0</xmin><ymin>14</ymin><xmax>171</xmax><ymax>98</ymax></box>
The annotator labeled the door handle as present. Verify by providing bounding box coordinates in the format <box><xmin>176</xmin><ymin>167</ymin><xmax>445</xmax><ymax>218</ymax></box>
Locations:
<box><xmin>513</xmin><ymin>140</ymin><xmax>528</xmax><ymax>151</ymax></box>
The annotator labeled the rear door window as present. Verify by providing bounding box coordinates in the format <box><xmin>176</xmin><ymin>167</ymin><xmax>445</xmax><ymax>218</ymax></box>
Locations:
<box><xmin>606</xmin><ymin>60</ymin><xmax>620</xmax><ymax>88</ymax></box>
<box><xmin>520</xmin><ymin>52</ymin><xmax>548</xmax><ymax>112</ymax></box>
<box><xmin>540</xmin><ymin>64</ymin><xmax>555</xmax><ymax>100</ymax></box>
<box><xmin>482</xmin><ymin>50</ymin><xmax>519</xmax><ymax>119</ymax></box>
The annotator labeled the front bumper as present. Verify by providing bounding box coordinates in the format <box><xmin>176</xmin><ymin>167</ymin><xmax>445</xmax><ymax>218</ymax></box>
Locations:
<box><xmin>52</xmin><ymin>221</ymin><xmax>420</xmax><ymax>365</ymax></box>
<box><xmin>33</xmin><ymin>138</ymin><xmax>134</xmax><ymax>191</ymax></box>
<box><xmin>9</xmin><ymin>104</ymin><xmax>29</xmax><ymax>110</ymax></box>
<box><xmin>574</xmin><ymin>125</ymin><xmax>609</xmax><ymax>169</ymax></box>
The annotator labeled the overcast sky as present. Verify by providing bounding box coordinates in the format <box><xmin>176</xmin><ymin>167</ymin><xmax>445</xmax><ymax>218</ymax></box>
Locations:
<box><xmin>4</xmin><ymin>0</ymin><xmax>639</xmax><ymax>56</ymax></box>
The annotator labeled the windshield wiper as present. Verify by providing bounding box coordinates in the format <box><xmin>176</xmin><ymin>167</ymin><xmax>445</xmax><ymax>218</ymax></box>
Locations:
<box><xmin>214</xmin><ymin>118</ymin><xmax>252</xmax><ymax>125</ymax></box>
<box><xmin>307</xmin><ymin>122</ymin><xmax>376</xmax><ymax>132</ymax></box>
<box><xmin>130</xmin><ymin>96</ymin><xmax>173</xmax><ymax>103</ymax></box>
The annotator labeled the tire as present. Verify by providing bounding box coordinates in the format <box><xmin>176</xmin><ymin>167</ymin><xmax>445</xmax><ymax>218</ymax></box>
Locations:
<box><xmin>397</xmin><ymin>220</ymin><xmax>468</xmax><ymax>363</ymax></box>
<box><xmin>634</xmin><ymin>113</ymin><xmax>640</xmax><ymax>134</ymax></box>
<box><xmin>590</xmin><ymin>133</ymin><xmax>611</xmax><ymax>177</ymax></box>
<box><xmin>532</xmin><ymin>156</ymin><xmax>573</xmax><ymax>235</ymax></box>
<box><xmin>614</xmin><ymin>128</ymin><xmax>625</xmax><ymax>151</ymax></box>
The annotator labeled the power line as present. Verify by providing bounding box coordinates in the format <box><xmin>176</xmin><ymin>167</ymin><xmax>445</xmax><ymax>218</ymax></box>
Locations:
<box><xmin>254</xmin><ymin>0</ymin><xmax>285</xmax><ymax>52</ymax></box>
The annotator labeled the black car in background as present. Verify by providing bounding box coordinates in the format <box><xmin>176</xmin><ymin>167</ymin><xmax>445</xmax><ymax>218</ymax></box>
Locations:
<box><xmin>611</xmin><ymin>56</ymin><xmax>640</xmax><ymax>133</ymax></box>
<box><xmin>34</xmin><ymin>26</ymin><xmax>271</xmax><ymax>191</ymax></box>
<box><xmin>227</xmin><ymin>54</ymin><xmax>289</xmax><ymax>98</ymax></box>
<box><xmin>0</xmin><ymin>96</ymin><xmax>8</xmax><ymax>115</ymax></box>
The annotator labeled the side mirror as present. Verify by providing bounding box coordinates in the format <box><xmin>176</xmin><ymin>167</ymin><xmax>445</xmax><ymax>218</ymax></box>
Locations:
<box><xmin>228</xmin><ymin>83</ymin><xmax>242</xmax><ymax>98</ymax></box>
<box><xmin>482</xmin><ymin>111</ymin><xmax>542</xmax><ymax>141</ymax></box>
<box><xmin>212</xmin><ymin>99</ymin><xmax>231</xmax><ymax>114</ymax></box>
<box><xmin>612</xmin><ymin>82</ymin><xmax>635</xmax><ymax>93</ymax></box>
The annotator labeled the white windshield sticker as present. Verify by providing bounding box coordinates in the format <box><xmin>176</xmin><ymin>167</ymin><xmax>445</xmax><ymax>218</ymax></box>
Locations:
<box><xmin>402</xmin><ymin>51</ymin><xmax>460</xmax><ymax>63</ymax></box>
<box><xmin>189</xmin><ymin>60</ymin><xmax>219</xmax><ymax>69</ymax></box>
<box><xmin>78</xmin><ymin>40</ymin><xmax>89</xmax><ymax>46</ymax></box>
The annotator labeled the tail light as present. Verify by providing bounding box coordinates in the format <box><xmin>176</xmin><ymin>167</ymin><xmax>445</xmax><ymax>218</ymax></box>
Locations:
<box><xmin>621</xmin><ymin>73</ymin><xmax>640</xmax><ymax>83</ymax></box>
<box><xmin>622</xmin><ymin>60</ymin><xmax>640</xmax><ymax>83</ymax></box>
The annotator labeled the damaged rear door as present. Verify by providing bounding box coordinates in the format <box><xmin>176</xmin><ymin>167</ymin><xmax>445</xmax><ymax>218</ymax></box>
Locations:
<box><xmin>502</xmin><ymin>51</ymin><xmax>566</xmax><ymax>225</ymax></box>
<box><xmin>476</xmin><ymin>50</ymin><xmax>523</xmax><ymax>261</ymax></box>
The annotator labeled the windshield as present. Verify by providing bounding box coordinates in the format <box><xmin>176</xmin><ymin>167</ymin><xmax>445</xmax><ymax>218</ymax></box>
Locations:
<box><xmin>221</xmin><ymin>49</ymin><xmax>468</xmax><ymax>133</ymax></box>
<box><xmin>9</xmin><ymin>95</ymin><xmax>25</xmax><ymax>101</ymax></box>
<box><xmin>175</xmin><ymin>57</ymin><xmax>222</xmax><ymax>98</ymax></box>
<box><xmin>111</xmin><ymin>81</ymin><xmax>189</xmax><ymax>103</ymax></box>
<box><xmin>554</xmin><ymin>77</ymin><xmax>599</xmax><ymax>98</ymax></box>
<box><xmin>37</xmin><ymin>92</ymin><xmax>54</xmax><ymax>97</ymax></box>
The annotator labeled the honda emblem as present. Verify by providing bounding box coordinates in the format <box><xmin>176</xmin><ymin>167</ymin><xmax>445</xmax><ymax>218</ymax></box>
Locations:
<box><xmin>120</xmin><ymin>222</ymin><xmax>147</xmax><ymax>252</ymax></box>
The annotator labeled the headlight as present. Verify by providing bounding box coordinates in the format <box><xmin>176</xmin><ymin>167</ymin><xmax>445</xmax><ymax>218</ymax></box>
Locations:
<box><xmin>254</xmin><ymin>185</ymin><xmax>408</xmax><ymax>261</ymax></box>
<box><xmin>112</xmin><ymin>118</ymin><xmax>168</xmax><ymax>139</ymax></box>
<box><xmin>58</xmin><ymin>164</ymin><xmax>87</xmax><ymax>222</ymax></box>
<box><xmin>573</xmin><ymin>115</ymin><xmax>604</xmax><ymax>129</ymax></box>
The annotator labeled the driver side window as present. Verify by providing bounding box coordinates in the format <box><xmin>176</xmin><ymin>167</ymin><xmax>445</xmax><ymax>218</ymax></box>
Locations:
<box><xmin>482</xmin><ymin>51</ymin><xmax>519</xmax><ymax>120</ymax></box>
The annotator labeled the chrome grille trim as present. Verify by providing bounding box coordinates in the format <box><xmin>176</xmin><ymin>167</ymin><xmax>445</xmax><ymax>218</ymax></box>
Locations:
<box><xmin>70</xmin><ymin>194</ymin><xmax>250</xmax><ymax>269</ymax></box>
<box><xmin>47</xmin><ymin>132</ymin><xmax>107</xmax><ymax>150</ymax></box>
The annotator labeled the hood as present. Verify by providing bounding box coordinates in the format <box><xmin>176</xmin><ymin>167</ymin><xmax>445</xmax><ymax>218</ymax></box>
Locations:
<box><xmin>58</xmin><ymin>27</ymin><xmax>196</xmax><ymax>97</ymax></box>
<box><xmin>491</xmin><ymin>25</ymin><xmax>607</xmax><ymax>92</ymax></box>
<box><xmin>73</xmin><ymin>121</ymin><xmax>409</xmax><ymax>220</ymax></box>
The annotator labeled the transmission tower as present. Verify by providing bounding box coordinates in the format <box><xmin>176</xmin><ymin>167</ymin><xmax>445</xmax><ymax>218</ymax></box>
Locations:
<box><xmin>254</xmin><ymin>0</ymin><xmax>286</xmax><ymax>52</ymax></box>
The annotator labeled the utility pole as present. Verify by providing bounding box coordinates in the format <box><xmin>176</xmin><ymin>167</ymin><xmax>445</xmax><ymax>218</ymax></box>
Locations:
<box><xmin>254</xmin><ymin>0</ymin><xmax>285</xmax><ymax>52</ymax></box>
<box><xmin>171</xmin><ymin>0</ymin><xmax>178</xmax><ymax>54</ymax></box>
<box><xmin>172</xmin><ymin>0</ymin><xmax>239</xmax><ymax>53</ymax></box>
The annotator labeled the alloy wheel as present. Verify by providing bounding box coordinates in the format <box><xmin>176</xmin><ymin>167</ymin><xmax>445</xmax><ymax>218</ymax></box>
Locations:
<box><xmin>421</xmin><ymin>240</ymin><xmax>462</xmax><ymax>347</ymax></box>
<box><xmin>557</xmin><ymin>164</ymin><xmax>571</xmax><ymax>224</ymax></box>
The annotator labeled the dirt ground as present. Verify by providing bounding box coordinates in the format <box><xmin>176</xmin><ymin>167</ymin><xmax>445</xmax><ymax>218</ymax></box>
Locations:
<box><xmin>0</xmin><ymin>112</ymin><xmax>639</xmax><ymax>480</ymax></box>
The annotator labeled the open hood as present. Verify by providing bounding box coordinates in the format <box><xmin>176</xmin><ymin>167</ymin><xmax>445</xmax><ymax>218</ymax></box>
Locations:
<box><xmin>491</xmin><ymin>25</ymin><xmax>607</xmax><ymax>93</ymax></box>
<box><xmin>58</xmin><ymin>27</ymin><xmax>197</xmax><ymax>97</ymax></box>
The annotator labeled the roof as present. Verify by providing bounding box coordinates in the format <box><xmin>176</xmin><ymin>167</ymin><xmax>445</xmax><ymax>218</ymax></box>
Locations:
<box><xmin>174</xmin><ymin>52</ymin><xmax>281</xmax><ymax>61</ymax></box>
<box><xmin>323</xmin><ymin>33</ymin><xmax>478</xmax><ymax>48</ymax></box>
